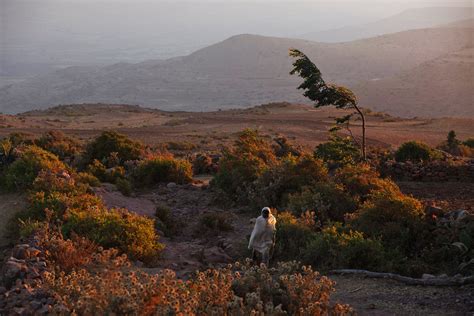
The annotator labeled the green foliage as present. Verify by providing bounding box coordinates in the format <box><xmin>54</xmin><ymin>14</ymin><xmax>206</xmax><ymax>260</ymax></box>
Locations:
<box><xmin>115</xmin><ymin>178</ymin><xmax>132</xmax><ymax>196</ymax></box>
<box><xmin>463</xmin><ymin>138</ymin><xmax>474</xmax><ymax>148</ymax></box>
<box><xmin>315</xmin><ymin>134</ymin><xmax>361</xmax><ymax>167</ymax></box>
<box><xmin>273</xmin><ymin>212</ymin><xmax>316</xmax><ymax>261</ymax></box>
<box><xmin>36</xmin><ymin>130</ymin><xmax>82</xmax><ymax>160</ymax></box>
<box><xmin>84</xmin><ymin>131</ymin><xmax>144</xmax><ymax>166</ymax></box>
<box><xmin>87</xmin><ymin>159</ymin><xmax>107</xmax><ymax>180</ymax></box>
<box><xmin>132</xmin><ymin>155</ymin><xmax>193</xmax><ymax>187</ymax></box>
<box><xmin>212</xmin><ymin>129</ymin><xmax>276</xmax><ymax>198</ymax></box>
<box><xmin>166</xmin><ymin>141</ymin><xmax>197</xmax><ymax>151</ymax></box>
<box><xmin>250</xmin><ymin>154</ymin><xmax>328</xmax><ymax>208</ymax></box>
<box><xmin>76</xmin><ymin>172</ymin><xmax>101</xmax><ymax>187</ymax></box>
<box><xmin>351</xmin><ymin>191</ymin><xmax>425</xmax><ymax>254</ymax></box>
<box><xmin>302</xmin><ymin>225</ymin><xmax>385</xmax><ymax>271</ymax></box>
<box><xmin>2</xmin><ymin>145</ymin><xmax>66</xmax><ymax>190</ymax></box>
<box><xmin>395</xmin><ymin>141</ymin><xmax>441</xmax><ymax>162</ymax></box>
<box><xmin>198</xmin><ymin>212</ymin><xmax>233</xmax><ymax>234</ymax></box>
<box><xmin>335</xmin><ymin>164</ymin><xmax>400</xmax><ymax>203</ymax></box>
<box><xmin>63</xmin><ymin>207</ymin><xmax>163</xmax><ymax>262</ymax></box>
<box><xmin>289</xmin><ymin>49</ymin><xmax>357</xmax><ymax>109</ymax></box>
<box><xmin>447</xmin><ymin>130</ymin><xmax>460</xmax><ymax>149</ymax></box>
<box><xmin>287</xmin><ymin>183</ymin><xmax>357</xmax><ymax>222</ymax></box>
<box><xmin>154</xmin><ymin>204</ymin><xmax>181</xmax><ymax>236</ymax></box>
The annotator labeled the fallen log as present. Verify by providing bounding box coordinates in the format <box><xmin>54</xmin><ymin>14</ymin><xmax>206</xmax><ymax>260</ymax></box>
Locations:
<box><xmin>329</xmin><ymin>269</ymin><xmax>474</xmax><ymax>286</ymax></box>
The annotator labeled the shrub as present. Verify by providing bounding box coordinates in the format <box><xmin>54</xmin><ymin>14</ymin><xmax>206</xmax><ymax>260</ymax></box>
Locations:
<box><xmin>351</xmin><ymin>192</ymin><xmax>425</xmax><ymax>254</ymax></box>
<box><xmin>250</xmin><ymin>154</ymin><xmax>328</xmax><ymax>208</ymax></box>
<box><xmin>44</xmin><ymin>257</ymin><xmax>352</xmax><ymax>315</ymax></box>
<box><xmin>155</xmin><ymin>204</ymin><xmax>180</xmax><ymax>236</ymax></box>
<box><xmin>198</xmin><ymin>212</ymin><xmax>233</xmax><ymax>234</ymax></box>
<box><xmin>273</xmin><ymin>211</ymin><xmax>317</xmax><ymax>261</ymax></box>
<box><xmin>395</xmin><ymin>141</ymin><xmax>441</xmax><ymax>162</ymax></box>
<box><xmin>115</xmin><ymin>178</ymin><xmax>132</xmax><ymax>196</ymax></box>
<box><xmin>212</xmin><ymin>129</ymin><xmax>276</xmax><ymax>198</ymax></box>
<box><xmin>86</xmin><ymin>159</ymin><xmax>107</xmax><ymax>180</ymax></box>
<box><xmin>62</xmin><ymin>207</ymin><xmax>164</xmax><ymax>262</ymax></box>
<box><xmin>83</xmin><ymin>131</ymin><xmax>144</xmax><ymax>166</ymax></box>
<box><xmin>287</xmin><ymin>182</ymin><xmax>357</xmax><ymax>222</ymax></box>
<box><xmin>76</xmin><ymin>172</ymin><xmax>101</xmax><ymax>187</ymax></box>
<box><xmin>335</xmin><ymin>164</ymin><xmax>400</xmax><ymax>203</ymax></box>
<box><xmin>2</xmin><ymin>145</ymin><xmax>66</xmax><ymax>190</ymax></box>
<box><xmin>315</xmin><ymin>134</ymin><xmax>361</xmax><ymax>167</ymax></box>
<box><xmin>302</xmin><ymin>225</ymin><xmax>385</xmax><ymax>271</ymax></box>
<box><xmin>39</xmin><ymin>231</ymin><xmax>98</xmax><ymax>272</ymax></box>
<box><xmin>36</xmin><ymin>130</ymin><xmax>82</xmax><ymax>160</ymax></box>
<box><xmin>192</xmin><ymin>153</ymin><xmax>214</xmax><ymax>174</ymax></box>
<box><xmin>132</xmin><ymin>155</ymin><xmax>193</xmax><ymax>187</ymax></box>
<box><xmin>463</xmin><ymin>138</ymin><xmax>474</xmax><ymax>148</ymax></box>
<box><xmin>166</xmin><ymin>141</ymin><xmax>197</xmax><ymax>151</ymax></box>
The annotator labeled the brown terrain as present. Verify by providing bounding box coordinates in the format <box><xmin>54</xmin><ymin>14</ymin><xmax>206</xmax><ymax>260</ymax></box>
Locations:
<box><xmin>1</xmin><ymin>103</ymin><xmax>473</xmax><ymax>315</ymax></box>
<box><xmin>1</xmin><ymin>103</ymin><xmax>473</xmax><ymax>149</ymax></box>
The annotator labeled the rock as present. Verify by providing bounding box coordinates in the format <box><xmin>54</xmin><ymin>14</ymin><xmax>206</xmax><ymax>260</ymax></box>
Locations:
<box><xmin>425</xmin><ymin>206</ymin><xmax>444</xmax><ymax>218</ymax></box>
<box><xmin>422</xmin><ymin>274</ymin><xmax>435</xmax><ymax>279</ymax></box>
<box><xmin>30</xmin><ymin>300</ymin><xmax>42</xmax><ymax>310</ymax></box>
<box><xmin>167</xmin><ymin>182</ymin><xmax>177</xmax><ymax>189</ymax></box>
<box><xmin>3</xmin><ymin>260</ymin><xmax>27</xmax><ymax>282</ymax></box>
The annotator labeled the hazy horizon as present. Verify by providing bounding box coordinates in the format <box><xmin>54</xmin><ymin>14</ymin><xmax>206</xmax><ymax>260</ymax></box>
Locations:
<box><xmin>1</xmin><ymin>0</ymin><xmax>472</xmax><ymax>80</ymax></box>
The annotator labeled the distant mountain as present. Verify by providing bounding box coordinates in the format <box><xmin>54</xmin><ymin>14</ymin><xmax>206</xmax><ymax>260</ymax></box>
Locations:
<box><xmin>0</xmin><ymin>25</ymin><xmax>472</xmax><ymax>117</ymax></box>
<box><xmin>300</xmin><ymin>7</ymin><xmax>473</xmax><ymax>43</ymax></box>
<box><xmin>356</xmin><ymin>47</ymin><xmax>474</xmax><ymax>118</ymax></box>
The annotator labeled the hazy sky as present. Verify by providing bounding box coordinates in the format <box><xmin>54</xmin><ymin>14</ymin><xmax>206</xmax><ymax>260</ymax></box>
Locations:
<box><xmin>0</xmin><ymin>0</ymin><xmax>472</xmax><ymax>78</ymax></box>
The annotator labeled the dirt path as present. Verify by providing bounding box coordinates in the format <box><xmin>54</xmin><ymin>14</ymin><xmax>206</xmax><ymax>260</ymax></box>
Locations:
<box><xmin>0</xmin><ymin>193</ymin><xmax>28</xmax><ymax>262</ymax></box>
<box><xmin>331</xmin><ymin>275</ymin><xmax>474</xmax><ymax>315</ymax></box>
<box><xmin>96</xmin><ymin>180</ymin><xmax>254</xmax><ymax>278</ymax></box>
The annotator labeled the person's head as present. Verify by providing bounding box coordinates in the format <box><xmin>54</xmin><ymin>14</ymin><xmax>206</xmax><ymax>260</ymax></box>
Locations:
<box><xmin>261</xmin><ymin>207</ymin><xmax>271</xmax><ymax>218</ymax></box>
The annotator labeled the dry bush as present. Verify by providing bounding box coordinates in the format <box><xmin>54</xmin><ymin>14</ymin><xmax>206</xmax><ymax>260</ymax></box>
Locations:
<box><xmin>39</xmin><ymin>230</ymin><xmax>98</xmax><ymax>272</ymax></box>
<box><xmin>44</xmin><ymin>256</ymin><xmax>353</xmax><ymax>315</ymax></box>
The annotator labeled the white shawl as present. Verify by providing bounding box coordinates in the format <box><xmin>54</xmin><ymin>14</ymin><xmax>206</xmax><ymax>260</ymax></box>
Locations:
<box><xmin>248</xmin><ymin>214</ymin><xmax>277</xmax><ymax>253</ymax></box>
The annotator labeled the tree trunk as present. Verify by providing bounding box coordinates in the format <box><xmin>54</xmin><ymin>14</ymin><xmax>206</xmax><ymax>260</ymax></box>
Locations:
<box><xmin>353</xmin><ymin>104</ymin><xmax>366</xmax><ymax>160</ymax></box>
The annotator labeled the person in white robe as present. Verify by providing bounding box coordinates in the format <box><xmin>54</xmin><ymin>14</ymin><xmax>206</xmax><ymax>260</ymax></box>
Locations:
<box><xmin>248</xmin><ymin>207</ymin><xmax>277</xmax><ymax>265</ymax></box>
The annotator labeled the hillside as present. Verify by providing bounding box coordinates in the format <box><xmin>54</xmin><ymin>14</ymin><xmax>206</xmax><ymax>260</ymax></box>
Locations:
<box><xmin>300</xmin><ymin>7</ymin><xmax>473</xmax><ymax>42</ymax></box>
<box><xmin>0</xmin><ymin>26</ymin><xmax>472</xmax><ymax>117</ymax></box>
<box><xmin>357</xmin><ymin>47</ymin><xmax>474</xmax><ymax>117</ymax></box>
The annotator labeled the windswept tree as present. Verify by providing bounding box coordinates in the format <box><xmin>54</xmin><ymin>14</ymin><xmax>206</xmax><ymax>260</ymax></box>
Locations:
<box><xmin>289</xmin><ymin>48</ymin><xmax>366</xmax><ymax>160</ymax></box>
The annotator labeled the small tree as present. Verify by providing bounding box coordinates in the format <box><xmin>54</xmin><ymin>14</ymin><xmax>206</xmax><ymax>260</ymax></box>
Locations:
<box><xmin>447</xmin><ymin>130</ymin><xmax>460</xmax><ymax>150</ymax></box>
<box><xmin>289</xmin><ymin>49</ymin><xmax>366</xmax><ymax>160</ymax></box>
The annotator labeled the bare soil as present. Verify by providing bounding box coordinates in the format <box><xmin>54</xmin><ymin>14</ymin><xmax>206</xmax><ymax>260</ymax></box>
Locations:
<box><xmin>1</xmin><ymin>103</ymin><xmax>473</xmax><ymax>150</ymax></box>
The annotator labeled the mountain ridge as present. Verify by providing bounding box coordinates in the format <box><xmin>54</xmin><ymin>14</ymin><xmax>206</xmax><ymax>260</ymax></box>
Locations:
<box><xmin>0</xmin><ymin>25</ymin><xmax>472</xmax><ymax>117</ymax></box>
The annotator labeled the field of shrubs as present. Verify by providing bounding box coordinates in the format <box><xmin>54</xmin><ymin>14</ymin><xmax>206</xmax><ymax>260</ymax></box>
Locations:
<box><xmin>0</xmin><ymin>128</ymin><xmax>473</xmax><ymax>314</ymax></box>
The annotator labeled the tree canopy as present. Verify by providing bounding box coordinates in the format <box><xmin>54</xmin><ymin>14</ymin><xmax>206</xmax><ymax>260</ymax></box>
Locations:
<box><xmin>289</xmin><ymin>49</ymin><xmax>357</xmax><ymax>109</ymax></box>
